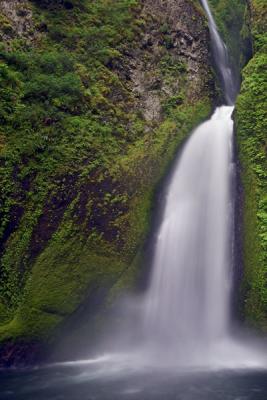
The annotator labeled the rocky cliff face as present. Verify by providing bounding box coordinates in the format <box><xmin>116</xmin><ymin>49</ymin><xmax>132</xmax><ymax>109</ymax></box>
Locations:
<box><xmin>0</xmin><ymin>0</ymin><xmax>214</xmax><ymax>366</ymax></box>
<box><xmin>0</xmin><ymin>0</ymin><xmax>35</xmax><ymax>42</ymax></box>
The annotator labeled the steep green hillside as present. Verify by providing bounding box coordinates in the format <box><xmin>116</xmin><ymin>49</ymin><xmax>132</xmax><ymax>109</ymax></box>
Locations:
<box><xmin>236</xmin><ymin>0</ymin><xmax>267</xmax><ymax>329</ymax></box>
<box><xmin>0</xmin><ymin>0</ymin><xmax>213</xmax><ymax>364</ymax></box>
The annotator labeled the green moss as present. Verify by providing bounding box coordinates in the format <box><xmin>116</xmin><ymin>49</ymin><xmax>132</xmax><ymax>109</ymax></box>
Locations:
<box><xmin>0</xmin><ymin>97</ymin><xmax>210</xmax><ymax>343</ymax></box>
<box><xmin>0</xmin><ymin>0</ymin><xmax>142</xmax><ymax>310</ymax></box>
<box><xmin>235</xmin><ymin>0</ymin><xmax>267</xmax><ymax>330</ymax></box>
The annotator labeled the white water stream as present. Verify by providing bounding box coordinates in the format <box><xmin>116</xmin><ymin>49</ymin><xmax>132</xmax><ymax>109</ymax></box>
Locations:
<box><xmin>140</xmin><ymin>0</ymin><xmax>237</xmax><ymax>357</ymax></box>
<box><xmin>131</xmin><ymin>0</ymin><xmax>266</xmax><ymax>368</ymax></box>
<box><xmin>143</xmin><ymin>106</ymin><xmax>234</xmax><ymax>349</ymax></box>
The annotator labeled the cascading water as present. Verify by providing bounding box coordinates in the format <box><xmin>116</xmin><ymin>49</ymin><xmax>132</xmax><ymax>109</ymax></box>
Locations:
<box><xmin>131</xmin><ymin>0</ymin><xmax>265</xmax><ymax>367</ymax></box>
<box><xmin>143</xmin><ymin>106</ymin><xmax>234</xmax><ymax>351</ymax></box>
<box><xmin>141</xmin><ymin>0</ymin><xmax>236</xmax><ymax>355</ymax></box>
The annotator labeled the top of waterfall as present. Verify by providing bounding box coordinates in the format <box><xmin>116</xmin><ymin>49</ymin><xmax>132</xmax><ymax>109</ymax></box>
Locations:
<box><xmin>200</xmin><ymin>0</ymin><xmax>237</xmax><ymax>105</ymax></box>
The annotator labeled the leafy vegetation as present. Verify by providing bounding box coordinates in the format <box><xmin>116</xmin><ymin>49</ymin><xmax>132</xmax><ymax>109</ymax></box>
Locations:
<box><xmin>236</xmin><ymin>0</ymin><xmax>267</xmax><ymax>329</ymax></box>
<box><xmin>0</xmin><ymin>0</ymin><xmax>141</xmax><ymax>308</ymax></box>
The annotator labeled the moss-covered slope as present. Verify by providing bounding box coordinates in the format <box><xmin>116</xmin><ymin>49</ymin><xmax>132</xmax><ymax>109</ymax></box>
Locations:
<box><xmin>235</xmin><ymin>0</ymin><xmax>267</xmax><ymax>330</ymax></box>
<box><xmin>0</xmin><ymin>0</ymin><xmax>214</xmax><ymax>364</ymax></box>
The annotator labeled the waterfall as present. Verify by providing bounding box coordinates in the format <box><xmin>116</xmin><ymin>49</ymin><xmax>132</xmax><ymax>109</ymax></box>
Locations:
<box><xmin>123</xmin><ymin>0</ymin><xmax>267</xmax><ymax>369</ymax></box>
<box><xmin>141</xmin><ymin>0</ymin><xmax>236</xmax><ymax>359</ymax></box>
<box><xmin>89</xmin><ymin>0</ymin><xmax>267</xmax><ymax>371</ymax></box>
<box><xmin>143</xmin><ymin>106</ymin><xmax>234</xmax><ymax>351</ymax></box>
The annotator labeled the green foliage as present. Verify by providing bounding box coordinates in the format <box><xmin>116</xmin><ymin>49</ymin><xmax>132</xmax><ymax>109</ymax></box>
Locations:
<box><xmin>160</xmin><ymin>55</ymin><xmax>187</xmax><ymax>76</ymax></box>
<box><xmin>163</xmin><ymin>95</ymin><xmax>185</xmax><ymax>115</ymax></box>
<box><xmin>235</xmin><ymin>0</ymin><xmax>267</xmax><ymax>329</ymax></box>
<box><xmin>0</xmin><ymin>0</ymin><xmax>139</xmax><ymax>310</ymax></box>
<box><xmin>0</xmin><ymin>62</ymin><xmax>23</xmax><ymax>123</ymax></box>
